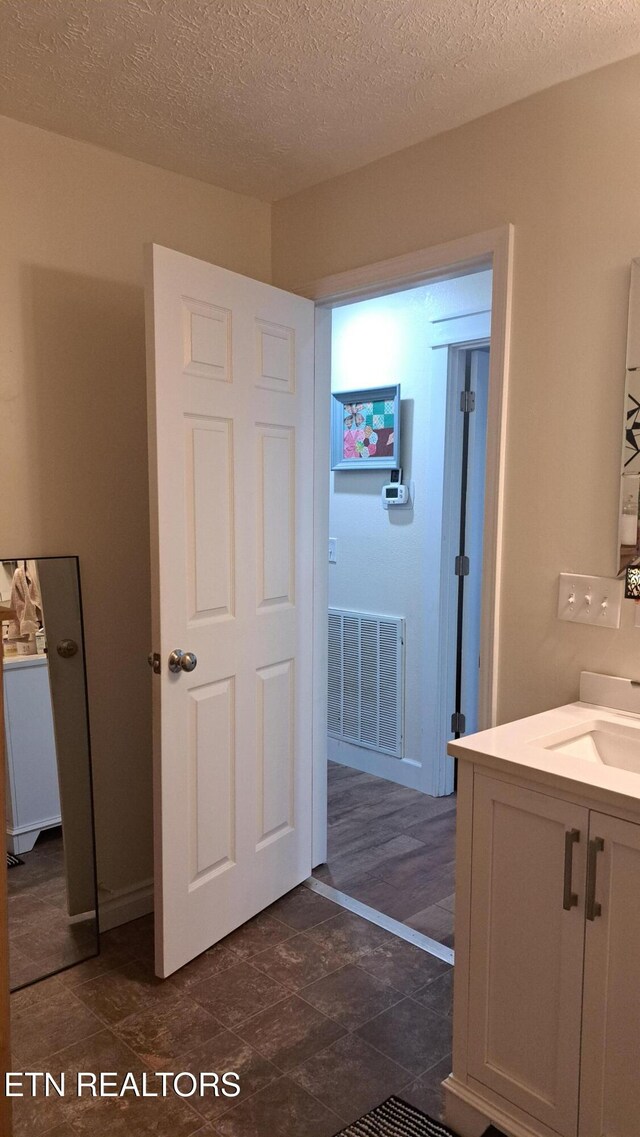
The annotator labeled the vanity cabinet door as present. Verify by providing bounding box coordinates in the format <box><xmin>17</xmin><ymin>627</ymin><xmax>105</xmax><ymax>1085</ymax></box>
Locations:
<box><xmin>467</xmin><ymin>774</ymin><xmax>587</xmax><ymax>1136</ymax></box>
<box><xmin>579</xmin><ymin>812</ymin><xmax>640</xmax><ymax>1137</ymax></box>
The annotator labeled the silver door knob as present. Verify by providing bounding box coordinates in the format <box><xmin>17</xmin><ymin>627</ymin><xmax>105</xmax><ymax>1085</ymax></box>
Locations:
<box><xmin>168</xmin><ymin>649</ymin><xmax>197</xmax><ymax>674</ymax></box>
<box><xmin>57</xmin><ymin>638</ymin><xmax>78</xmax><ymax>659</ymax></box>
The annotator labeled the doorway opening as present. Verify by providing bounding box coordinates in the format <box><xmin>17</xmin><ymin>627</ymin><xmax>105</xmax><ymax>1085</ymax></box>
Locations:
<box><xmin>311</xmin><ymin>269</ymin><xmax>493</xmax><ymax>956</ymax></box>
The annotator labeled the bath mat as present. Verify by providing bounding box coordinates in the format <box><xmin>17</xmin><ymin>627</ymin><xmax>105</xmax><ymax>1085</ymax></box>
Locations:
<box><xmin>7</xmin><ymin>853</ymin><xmax>23</xmax><ymax>868</ymax></box>
<box><xmin>333</xmin><ymin>1096</ymin><xmax>456</xmax><ymax>1136</ymax></box>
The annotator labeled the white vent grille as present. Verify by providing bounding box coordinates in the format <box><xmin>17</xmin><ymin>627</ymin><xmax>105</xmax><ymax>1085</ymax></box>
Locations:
<box><xmin>328</xmin><ymin>609</ymin><xmax>404</xmax><ymax>758</ymax></box>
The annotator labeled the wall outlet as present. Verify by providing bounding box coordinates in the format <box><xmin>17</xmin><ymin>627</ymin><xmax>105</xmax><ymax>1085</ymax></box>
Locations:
<box><xmin>557</xmin><ymin>573</ymin><xmax>623</xmax><ymax>628</ymax></box>
<box><xmin>328</xmin><ymin>538</ymin><xmax>337</xmax><ymax>564</ymax></box>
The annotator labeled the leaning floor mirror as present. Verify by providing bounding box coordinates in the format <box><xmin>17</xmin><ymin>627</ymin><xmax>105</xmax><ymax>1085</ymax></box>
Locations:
<box><xmin>1</xmin><ymin>556</ymin><xmax>99</xmax><ymax>989</ymax></box>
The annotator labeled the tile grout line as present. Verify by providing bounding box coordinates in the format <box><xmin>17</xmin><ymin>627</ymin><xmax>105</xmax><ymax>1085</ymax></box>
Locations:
<box><xmin>14</xmin><ymin>931</ymin><xmax>448</xmax><ymax>1130</ymax></box>
<box><xmin>26</xmin><ymin>977</ymin><xmax>353</xmax><ymax>1098</ymax></box>
<box><xmin>248</xmin><ymin>985</ymin><xmax>450</xmax><ymax>1121</ymax></box>
<box><xmin>250</xmin><ymin>945</ymin><xmax>451</xmax><ymax>1010</ymax></box>
<box><xmin>243</xmin><ymin>915</ymin><xmax>454</xmax><ymax>1045</ymax></box>
<box><xmin>227</xmin><ymin>958</ymin><xmax>451</xmax><ymax>1095</ymax></box>
<box><xmin>205</xmin><ymin>957</ymin><xmax>372</xmax><ymax>1093</ymax></box>
<box><xmin>17</xmin><ymin>978</ymin><xmax>448</xmax><ymax>1092</ymax></box>
<box><xmin>292</xmin><ymin>964</ymin><xmax>406</xmax><ymax>1030</ymax></box>
<box><xmin>216</xmin><ymin>1016</ymin><xmax>363</xmax><ymax>1128</ymax></box>
<box><xmin>214</xmin><ymin>1069</ymin><xmax>347</xmax><ymax>1132</ymax></box>
<box><xmin>207</xmin><ymin>1017</ymin><xmax>347</xmax><ymax>1121</ymax></box>
<box><xmin>181</xmin><ymin>1033</ymin><xmax>281</xmax><ymax>1128</ymax></box>
<box><xmin>188</xmin><ymin>981</ymin><xmax>294</xmax><ymax>1041</ymax></box>
<box><xmin>14</xmin><ymin>891</ymin><xmax>448</xmax><ymax>1086</ymax></box>
<box><xmin>308</xmin><ymin>988</ymin><xmax>452</xmax><ymax>1084</ymax></box>
<box><xmin>245</xmin><ymin>931</ymin><xmax>349</xmax><ymax>990</ymax></box>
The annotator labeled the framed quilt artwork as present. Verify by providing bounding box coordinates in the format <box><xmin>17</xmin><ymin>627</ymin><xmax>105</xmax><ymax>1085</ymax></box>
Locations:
<box><xmin>330</xmin><ymin>385</ymin><xmax>401</xmax><ymax>470</ymax></box>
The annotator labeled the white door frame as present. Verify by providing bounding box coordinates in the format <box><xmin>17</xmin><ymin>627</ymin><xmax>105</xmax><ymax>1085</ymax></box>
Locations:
<box><xmin>297</xmin><ymin>225</ymin><xmax>514</xmax><ymax>867</ymax></box>
<box><xmin>434</xmin><ymin>337</ymin><xmax>490</xmax><ymax>799</ymax></box>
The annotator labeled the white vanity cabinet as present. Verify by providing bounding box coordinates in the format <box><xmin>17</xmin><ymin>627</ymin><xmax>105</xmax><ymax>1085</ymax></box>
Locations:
<box><xmin>447</xmin><ymin>762</ymin><xmax>640</xmax><ymax>1137</ymax></box>
<box><xmin>578</xmin><ymin>810</ymin><xmax>640</xmax><ymax>1136</ymax></box>
<box><xmin>4</xmin><ymin>655</ymin><xmax>61</xmax><ymax>854</ymax></box>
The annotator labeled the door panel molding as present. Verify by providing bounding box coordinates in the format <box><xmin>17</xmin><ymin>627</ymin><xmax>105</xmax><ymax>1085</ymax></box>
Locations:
<box><xmin>146</xmin><ymin>244</ymin><xmax>314</xmax><ymax>977</ymax></box>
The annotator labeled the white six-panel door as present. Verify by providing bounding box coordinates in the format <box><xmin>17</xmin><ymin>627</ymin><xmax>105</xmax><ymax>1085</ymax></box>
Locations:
<box><xmin>145</xmin><ymin>244</ymin><xmax>315</xmax><ymax>977</ymax></box>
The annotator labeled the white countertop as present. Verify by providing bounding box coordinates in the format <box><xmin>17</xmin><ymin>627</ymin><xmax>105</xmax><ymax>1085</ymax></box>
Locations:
<box><xmin>449</xmin><ymin>673</ymin><xmax>640</xmax><ymax>811</ymax></box>
<box><xmin>3</xmin><ymin>653</ymin><xmax>47</xmax><ymax>669</ymax></box>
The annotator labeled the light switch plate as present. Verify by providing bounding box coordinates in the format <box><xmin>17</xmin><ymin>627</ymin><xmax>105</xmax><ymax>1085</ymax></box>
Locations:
<box><xmin>328</xmin><ymin>538</ymin><xmax>337</xmax><ymax>564</ymax></box>
<box><xmin>557</xmin><ymin>573</ymin><xmax>623</xmax><ymax>628</ymax></box>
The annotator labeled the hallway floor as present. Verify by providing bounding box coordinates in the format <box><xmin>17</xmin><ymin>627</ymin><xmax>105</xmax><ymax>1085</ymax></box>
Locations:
<box><xmin>313</xmin><ymin>763</ymin><xmax>456</xmax><ymax>944</ymax></box>
<box><xmin>10</xmin><ymin>888</ymin><xmax>453</xmax><ymax>1136</ymax></box>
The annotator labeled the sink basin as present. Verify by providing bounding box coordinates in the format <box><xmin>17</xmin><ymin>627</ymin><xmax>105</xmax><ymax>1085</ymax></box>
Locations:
<box><xmin>537</xmin><ymin>718</ymin><xmax>640</xmax><ymax>775</ymax></box>
<box><xmin>450</xmin><ymin>673</ymin><xmax>640</xmax><ymax>800</ymax></box>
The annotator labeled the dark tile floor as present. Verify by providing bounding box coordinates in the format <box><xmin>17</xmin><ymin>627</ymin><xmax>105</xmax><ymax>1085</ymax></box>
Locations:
<box><xmin>8</xmin><ymin>829</ymin><xmax>98</xmax><ymax>990</ymax></box>
<box><xmin>314</xmin><ymin>762</ymin><xmax>456</xmax><ymax>943</ymax></box>
<box><xmin>10</xmin><ymin>888</ymin><xmax>454</xmax><ymax>1136</ymax></box>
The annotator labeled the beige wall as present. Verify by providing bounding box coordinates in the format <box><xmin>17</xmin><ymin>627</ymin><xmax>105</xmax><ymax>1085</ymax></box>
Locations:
<box><xmin>5</xmin><ymin>50</ymin><xmax>640</xmax><ymax>909</ymax></box>
<box><xmin>273</xmin><ymin>53</ymin><xmax>640</xmax><ymax>727</ymax></box>
<box><xmin>0</xmin><ymin>115</ymin><xmax>271</xmax><ymax>902</ymax></box>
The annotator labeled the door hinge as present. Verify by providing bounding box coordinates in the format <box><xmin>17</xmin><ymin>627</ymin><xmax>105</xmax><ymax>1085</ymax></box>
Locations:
<box><xmin>460</xmin><ymin>390</ymin><xmax>476</xmax><ymax>413</ymax></box>
<box><xmin>451</xmin><ymin>711</ymin><xmax>466</xmax><ymax>733</ymax></box>
<box><xmin>455</xmin><ymin>554</ymin><xmax>470</xmax><ymax>576</ymax></box>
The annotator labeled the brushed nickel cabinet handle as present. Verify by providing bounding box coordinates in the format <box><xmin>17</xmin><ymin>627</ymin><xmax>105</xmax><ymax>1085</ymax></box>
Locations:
<box><xmin>563</xmin><ymin>828</ymin><xmax>580</xmax><ymax>910</ymax></box>
<box><xmin>585</xmin><ymin>836</ymin><xmax>604</xmax><ymax>921</ymax></box>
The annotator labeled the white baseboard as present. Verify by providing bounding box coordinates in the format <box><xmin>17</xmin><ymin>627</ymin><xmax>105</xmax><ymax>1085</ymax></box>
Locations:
<box><xmin>98</xmin><ymin>878</ymin><xmax>154</xmax><ymax>932</ymax></box>
<box><xmin>328</xmin><ymin>737</ymin><xmax>422</xmax><ymax>790</ymax></box>
<box><xmin>444</xmin><ymin>1076</ymin><xmax>545</xmax><ymax>1137</ymax></box>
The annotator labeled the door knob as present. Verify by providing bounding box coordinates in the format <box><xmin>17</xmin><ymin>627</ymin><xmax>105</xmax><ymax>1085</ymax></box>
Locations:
<box><xmin>168</xmin><ymin>649</ymin><xmax>197</xmax><ymax>674</ymax></box>
<box><xmin>57</xmin><ymin>638</ymin><xmax>79</xmax><ymax>659</ymax></box>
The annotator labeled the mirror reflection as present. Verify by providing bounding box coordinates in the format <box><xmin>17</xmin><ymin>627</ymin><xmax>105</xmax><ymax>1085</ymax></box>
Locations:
<box><xmin>619</xmin><ymin>259</ymin><xmax>640</xmax><ymax>571</ymax></box>
<box><xmin>1</xmin><ymin>556</ymin><xmax>98</xmax><ymax>989</ymax></box>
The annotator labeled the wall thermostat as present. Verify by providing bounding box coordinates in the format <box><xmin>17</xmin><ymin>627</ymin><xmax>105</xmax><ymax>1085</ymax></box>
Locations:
<box><xmin>382</xmin><ymin>482</ymin><xmax>410</xmax><ymax>508</ymax></box>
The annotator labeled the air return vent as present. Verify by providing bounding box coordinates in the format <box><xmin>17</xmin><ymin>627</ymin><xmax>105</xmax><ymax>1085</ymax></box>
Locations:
<box><xmin>328</xmin><ymin>609</ymin><xmax>404</xmax><ymax>758</ymax></box>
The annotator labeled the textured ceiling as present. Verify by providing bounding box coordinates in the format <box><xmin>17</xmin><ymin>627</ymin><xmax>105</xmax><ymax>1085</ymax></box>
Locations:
<box><xmin>1</xmin><ymin>1</ymin><xmax>640</xmax><ymax>201</ymax></box>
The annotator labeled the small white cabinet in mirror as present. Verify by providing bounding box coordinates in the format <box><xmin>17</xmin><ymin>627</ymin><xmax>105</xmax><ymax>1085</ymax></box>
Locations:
<box><xmin>1</xmin><ymin>556</ymin><xmax>99</xmax><ymax>991</ymax></box>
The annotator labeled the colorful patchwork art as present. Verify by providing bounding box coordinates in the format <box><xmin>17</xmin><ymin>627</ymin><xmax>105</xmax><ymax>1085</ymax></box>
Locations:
<box><xmin>342</xmin><ymin>400</ymin><xmax>395</xmax><ymax>460</ymax></box>
<box><xmin>331</xmin><ymin>385</ymin><xmax>400</xmax><ymax>469</ymax></box>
